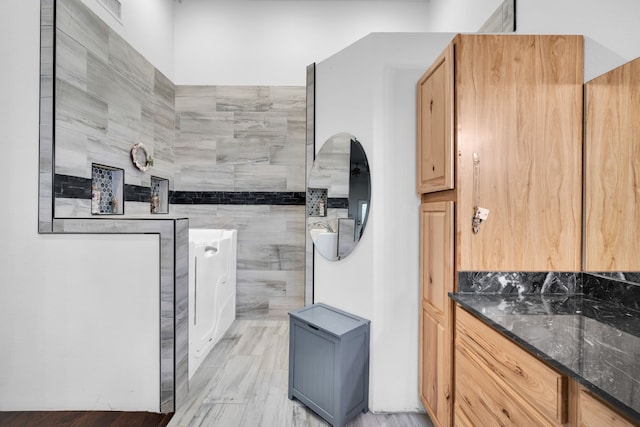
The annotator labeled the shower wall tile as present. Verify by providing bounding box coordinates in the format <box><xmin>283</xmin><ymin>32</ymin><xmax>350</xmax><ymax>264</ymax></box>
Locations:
<box><xmin>175</xmin><ymin>165</ymin><xmax>235</xmax><ymax>192</ymax></box>
<box><xmin>270</xmin><ymin>137</ymin><xmax>305</xmax><ymax>166</ymax></box>
<box><xmin>54</xmin><ymin>127</ymin><xmax>89</xmax><ymax>176</ymax></box>
<box><xmin>171</xmin><ymin>204</ymin><xmax>306</xmax><ymax>319</ymax></box>
<box><xmin>56</xmin><ymin>0</ymin><xmax>176</xmax><ymax>214</ymax></box>
<box><xmin>87</xmin><ymin>53</ymin><xmax>144</xmax><ymax>117</ymax></box>
<box><xmin>216</xmin><ymin>139</ymin><xmax>270</xmax><ymax>165</ymax></box>
<box><xmin>57</xmin><ymin>0</ymin><xmax>109</xmax><ymax>62</ymax></box>
<box><xmin>174</xmin><ymin>85</ymin><xmax>305</xmax><ymax>194</ymax></box>
<box><xmin>55</xmin><ymin>79</ymin><xmax>108</xmax><ymax>140</ymax></box>
<box><xmin>174</xmin><ymin>218</ymin><xmax>190</xmax><ymax>408</ymax></box>
<box><xmin>177</xmin><ymin>112</ymin><xmax>234</xmax><ymax>141</ymax></box>
<box><xmin>108</xmin><ymin>30</ymin><xmax>155</xmax><ymax>93</ymax></box>
<box><xmin>233</xmin><ymin>112</ymin><xmax>288</xmax><ymax>139</ymax></box>
<box><xmin>233</xmin><ymin>164</ymin><xmax>288</xmax><ymax>191</ymax></box>
<box><xmin>56</xmin><ymin>30</ymin><xmax>87</xmax><ymax>90</ymax></box>
<box><xmin>154</xmin><ymin>68</ymin><xmax>175</xmax><ymax>108</ymax></box>
<box><xmin>238</xmin><ymin>271</ymin><xmax>287</xmax><ymax>296</ymax></box>
<box><xmin>215</xmin><ymin>86</ymin><xmax>271</xmax><ymax>112</ymax></box>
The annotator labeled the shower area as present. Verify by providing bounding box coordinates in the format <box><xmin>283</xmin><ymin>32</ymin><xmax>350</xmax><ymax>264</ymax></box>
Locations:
<box><xmin>171</xmin><ymin>85</ymin><xmax>307</xmax><ymax>320</ymax></box>
<box><xmin>47</xmin><ymin>0</ymin><xmax>308</xmax><ymax>412</ymax></box>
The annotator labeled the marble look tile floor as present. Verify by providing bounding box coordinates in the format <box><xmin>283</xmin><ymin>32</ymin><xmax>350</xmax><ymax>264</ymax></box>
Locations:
<box><xmin>168</xmin><ymin>320</ymin><xmax>433</xmax><ymax>427</ymax></box>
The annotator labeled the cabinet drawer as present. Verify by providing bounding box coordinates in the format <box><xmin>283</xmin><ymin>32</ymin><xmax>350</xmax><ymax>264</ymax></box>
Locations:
<box><xmin>578</xmin><ymin>388</ymin><xmax>635</xmax><ymax>427</ymax></box>
<box><xmin>456</xmin><ymin>308</ymin><xmax>568</xmax><ymax>424</ymax></box>
<box><xmin>455</xmin><ymin>341</ymin><xmax>555</xmax><ymax>427</ymax></box>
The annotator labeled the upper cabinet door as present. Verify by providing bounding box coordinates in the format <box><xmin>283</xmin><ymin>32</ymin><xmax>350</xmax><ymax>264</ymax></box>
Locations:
<box><xmin>585</xmin><ymin>57</ymin><xmax>640</xmax><ymax>271</ymax></box>
<box><xmin>455</xmin><ymin>35</ymin><xmax>583</xmax><ymax>271</ymax></box>
<box><xmin>417</xmin><ymin>44</ymin><xmax>454</xmax><ymax>194</ymax></box>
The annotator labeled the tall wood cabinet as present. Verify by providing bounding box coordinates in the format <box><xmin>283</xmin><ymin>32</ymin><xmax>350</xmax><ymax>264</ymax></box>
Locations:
<box><xmin>584</xmin><ymin>57</ymin><xmax>640</xmax><ymax>271</ymax></box>
<box><xmin>416</xmin><ymin>34</ymin><xmax>583</xmax><ymax>427</ymax></box>
<box><xmin>419</xmin><ymin>201</ymin><xmax>454</xmax><ymax>426</ymax></box>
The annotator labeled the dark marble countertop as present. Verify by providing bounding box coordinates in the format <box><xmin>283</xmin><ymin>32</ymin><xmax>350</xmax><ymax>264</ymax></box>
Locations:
<box><xmin>450</xmin><ymin>292</ymin><xmax>640</xmax><ymax>423</ymax></box>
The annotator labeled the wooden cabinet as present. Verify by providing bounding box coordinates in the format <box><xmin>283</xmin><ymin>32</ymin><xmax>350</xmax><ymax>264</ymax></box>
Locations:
<box><xmin>455</xmin><ymin>308</ymin><xmax>567</xmax><ymax>426</ymax></box>
<box><xmin>576</xmin><ymin>387</ymin><xmax>636</xmax><ymax>427</ymax></box>
<box><xmin>454</xmin><ymin>307</ymin><xmax>639</xmax><ymax>427</ymax></box>
<box><xmin>417</xmin><ymin>44</ymin><xmax>454</xmax><ymax>194</ymax></box>
<box><xmin>419</xmin><ymin>201</ymin><xmax>454</xmax><ymax>427</ymax></box>
<box><xmin>584</xmin><ymin>57</ymin><xmax>640</xmax><ymax>271</ymax></box>
<box><xmin>454</xmin><ymin>35</ymin><xmax>583</xmax><ymax>272</ymax></box>
<box><xmin>417</xmin><ymin>34</ymin><xmax>583</xmax><ymax>427</ymax></box>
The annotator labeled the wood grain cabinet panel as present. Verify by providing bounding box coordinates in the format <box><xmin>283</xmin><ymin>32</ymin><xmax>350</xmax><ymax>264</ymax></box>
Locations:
<box><xmin>455</xmin><ymin>35</ymin><xmax>583</xmax><ymax>272</ymax></box>
<box><xmin>456</xmin><ymin>308</ymin><xmax>568</xmax><ymax>425</ymax></box>
<box><xmin>577</xmin><ymin>388</ymin><xmax>636</xmax><ymax>427</ymax></box>
<box><xmin>455</xmin><ymin>340</ymin><xmax>556</xmax><ymax>427</ymax></box>
<box><xmin>417</xmin><ymin>44</ymin><xmax>454</xmax><ymax>194</ymax></box>
<box><xmin>584</xmin><ymin>57</ymin><xmax>640</xmax><ymax>271</ymax></box>
<box><xmin>419</xmin><ymin>201</ymin><xmax>454</xmax><ymax>427</ymax></box>
<box><xmin>417</xmin><ymin>34</ymin><xmax>583</xmax><ymax>427</ymax></box>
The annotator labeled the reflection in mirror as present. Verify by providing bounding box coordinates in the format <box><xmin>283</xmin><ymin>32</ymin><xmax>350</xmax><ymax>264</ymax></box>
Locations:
<box><xmin>307</xmin><ymin>133</ymin><xmax>371</xmax><ymax>260</ymax></box>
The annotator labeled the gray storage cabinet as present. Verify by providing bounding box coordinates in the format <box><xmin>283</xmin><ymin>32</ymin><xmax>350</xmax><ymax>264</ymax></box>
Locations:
<box><xmin>288</xmin><ymin>303</ymin><xmax>370</xmax><ymax>427</ymax></box>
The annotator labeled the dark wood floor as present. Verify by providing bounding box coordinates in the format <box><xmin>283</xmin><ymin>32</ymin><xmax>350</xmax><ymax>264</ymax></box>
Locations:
<box><xmin>0</xmin><ymin>411</ymin><xmax>173</xmax><ymax>427</ymax></box>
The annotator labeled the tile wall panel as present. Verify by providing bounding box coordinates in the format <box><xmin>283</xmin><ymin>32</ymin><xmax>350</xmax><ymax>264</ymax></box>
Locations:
<box><xmin>172</xmin><ymin>204</ymin><xmax>306</xmax><ymax>319</ymax></box>
<box><xmin>174</xmin><ymin>86</ymin><xmax>306</xmax><ymax>319</ymax></box>
<box><xmin>55</xmin><ymin>0</ymin><xmax>306</xmax><ymax>320</ymax></box>
<box><xmin>56</xmin><ymin>0</ymin><xmax>175</xmax><ymax>198</ymax></box>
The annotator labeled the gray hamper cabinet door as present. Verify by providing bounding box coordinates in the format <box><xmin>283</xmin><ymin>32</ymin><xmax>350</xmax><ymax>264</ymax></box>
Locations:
<box><xmin>288</xmin><ymin>303</ymin><xmax>370</xmax><ymax>427</ymax></box>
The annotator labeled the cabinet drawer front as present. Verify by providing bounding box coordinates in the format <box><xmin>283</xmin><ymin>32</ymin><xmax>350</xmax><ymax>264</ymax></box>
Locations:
<box><xmin>578</xmin><ymin>388</ymin><xmax>635</xmax><ymax>427</ymax></box>
<box><xmin>455</xmin><ymin>342</ymin><xmax>554</xmax><ymax>427</ymax></box>
<box><xmin>456</xmin><ymin>308</ymin><xmax>568</xmax><ymax>424</ymax></box>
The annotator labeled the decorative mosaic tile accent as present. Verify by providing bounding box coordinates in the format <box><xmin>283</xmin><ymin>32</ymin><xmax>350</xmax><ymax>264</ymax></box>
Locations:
<box><xmin>91</xmin><ymin>164</ymin><xmax>123</xmax><ymax>214</ymax></box>
<box><xmin>307</xmin><ymin>187</ymin><xmax>327</xmax><ymax>216</ymax></box>
<box><xmin>171</xmin><ymin>190</ymin><xmax>305</xmax><ymax>205</ymax></box>
<box><xmin>55</xmin><ymin>174</ymin><xmax>306</xmax><ymax>206</ymax></box>
<box><xmin>151</xmin><ymin>176</ymin><xmax>169</xmax><ymax>214</ymax></box>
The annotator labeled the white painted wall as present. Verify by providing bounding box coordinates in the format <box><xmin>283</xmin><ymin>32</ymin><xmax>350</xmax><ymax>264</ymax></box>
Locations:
<box><xmin>82</xmin><ymin>0</ymin><xmax>176</xmax><ymax>80</ymax></box>
<box><xmin>173</xmin><ymin>0</ymin><xmax>431</xmax><ymax>86</ymax></box>
<box><xmin>424</xmin><ymin>0</ymin><xmax>640</xmax><ymax>81</ymax></box>
<box><xmin>423</xmin><ymin>0</ymin><xmax>505</xmax><ymax>33</ymax></box>
<box><xmin>315</xmin><ymin>32</ymin><xmax>456</xmax><ymax>412</ymax></box>
<box><xmin>516</xmin><ymin>0</ymin><xmax>640</xmax><ymax>81</ymax></box>
<box><xmin>0</xmin><ymin>0</ymin><xmax>160</xmax><ymax>411</ymax></box>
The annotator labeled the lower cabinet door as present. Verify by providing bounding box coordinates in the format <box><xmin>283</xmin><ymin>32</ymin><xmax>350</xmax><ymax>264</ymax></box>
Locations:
<box><xmin>420</xmin><ymin>307</ymin><xmax>450</xmax><ymax>426</ymax></box>
<box><xmin>419</xmin><ymin>201</ymin><xmax>454</xmax><ymax>427</ymax></box>
<box><xmin>578</xmin><ymin>388</ymin><xmax>635</xmax><ymax>427</ymax></box>
<box><xmin>455</xmin><ymin>341</ymin><xmax>554</xmax><ymax>427</ymax></box>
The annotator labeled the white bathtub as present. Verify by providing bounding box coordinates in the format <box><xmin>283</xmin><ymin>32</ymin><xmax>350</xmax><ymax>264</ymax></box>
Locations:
<box><xmin>188</xmin><ymin>229</ymin><xmax>237</xmax><ymax>379</ymax></box>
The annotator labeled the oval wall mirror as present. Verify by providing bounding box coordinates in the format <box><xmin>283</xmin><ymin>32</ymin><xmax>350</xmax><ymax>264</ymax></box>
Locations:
<box><xmin>307</xmin><ymin>133</ymin><xmax>371</xmax><ymax>260</ymax></box>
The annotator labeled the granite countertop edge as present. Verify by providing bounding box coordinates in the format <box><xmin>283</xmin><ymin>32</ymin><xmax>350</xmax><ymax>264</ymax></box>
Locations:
<box><xmin>449</xmin><ymin>292</ymin><xmax>640</xmax><ymax>423</ymax></box>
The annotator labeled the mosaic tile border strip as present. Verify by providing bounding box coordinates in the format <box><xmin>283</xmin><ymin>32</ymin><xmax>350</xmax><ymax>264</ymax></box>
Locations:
<box><xmin>55</xmin><ymin>174</ymin><xmax>151</xmax><ymax>202</ymax></box>
<box><xmin>55</xmin><ymin>174</ymin><xmax>306</xmax><ymax>205</ymax></box>
<box><xmin>171</xmin><ymin>190</ymin><xmax>306</xmax><ymax>205</ymax></box>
